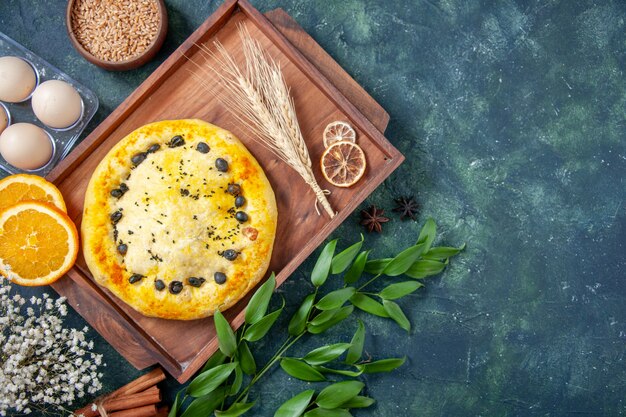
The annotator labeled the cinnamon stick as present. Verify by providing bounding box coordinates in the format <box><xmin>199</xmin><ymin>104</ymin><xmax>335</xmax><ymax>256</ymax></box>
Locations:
<box><xmin>139</xmin><ymin>386</ymin><xmax>160</xmax><ymax>395</ymax></box>
<box><xmin>154</xmin><ymin>406</ymin><xmax>169</xmax><ymax>417</ymax></box>
<box><xmin>73</xmin><ymin>368</ymin><xmax>165</xmax><ymax>417</ymax></box>
<box><xmin>103</xmin><ymin>391</ymin><xmax>161</xmax><ymax>413</ymax></box>
<box><xmin>114</xmin><ymin>368</ymin><xmax>166</xmax><ymax>397</ymax></box>
<box><xmin>109</xmin><ymin>404</ymin><xmax>157</xmax><ymax>417</ymax></box>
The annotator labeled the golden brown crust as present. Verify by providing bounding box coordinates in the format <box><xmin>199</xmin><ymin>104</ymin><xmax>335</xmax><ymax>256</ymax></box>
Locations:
<box><xmin>82</xmin><ymin>119</ymin><xmax>277</xmax><ymax>320</ymax></box>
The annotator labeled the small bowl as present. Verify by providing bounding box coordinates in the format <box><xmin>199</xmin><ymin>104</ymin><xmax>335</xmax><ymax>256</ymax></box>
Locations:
<box><xmin>65</xmin><ymin>0</ymin><xmax>168</xmax><ymax>71</ymax></box>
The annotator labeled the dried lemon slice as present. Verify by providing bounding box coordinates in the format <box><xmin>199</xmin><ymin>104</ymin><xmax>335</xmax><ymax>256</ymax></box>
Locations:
<box><xmin>323</xmin><ymin>121</ymin><xmax>356</xmax><ymax>148</ymax></box>
<box><xmin>0</xmin><ymin>174</ymin><xmax>66</xmax><ymax>212</ymax></box>
<box><xmin>0</xmin><ymin>201</ymin><xmax>78</xmax><ymax>286</ymax></box>
<box><xmin>321</xmin><ymin>141</ymin><xmax>366</xmax><ymax>188</ymax></box>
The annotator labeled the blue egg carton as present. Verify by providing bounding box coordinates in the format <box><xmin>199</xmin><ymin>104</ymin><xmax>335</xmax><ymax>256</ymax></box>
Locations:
<box><xmin>0</xmin><ymin>31</ymin><xmax>98</xmax><ymax>177</ymax></box>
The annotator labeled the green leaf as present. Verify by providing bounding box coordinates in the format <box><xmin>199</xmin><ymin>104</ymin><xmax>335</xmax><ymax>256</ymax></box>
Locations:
<box><xmin>316</xmin><ymin>380</ymin><xmax>364</xmax><ymax>409</ymax></box>
<box><xmin>314</xmin><ymin>365</ymin><xmax>363</xmax><ymax>377</ymax></box>
<box><xmin>345</xmin><ymin>319</ymin><xmax>365</xmax><ymax>365</ymax></box>
<box><xmin>331</xmin><ymin>236</ymin><xmax>363</xmax><ymax>274</ymax></box>
<box><xmin>404</xmin><ymin>259</ymin><xmax>447</xmax><ymax>279</ymax></box>
<box><xmin>315</xmin><ymin>287</ymin><xmax>356</xmax><ymax>310</ymax></box>
<box><xmin>344</xmin><ymin>251</ymin><xmax>369</xmax><ymax>284</ymax></box>
<box><xmin>168</xmin><ymin>390</ymin><xmax>182</xmax><ymax>417</ymax></box>
<box><xmin>181</xmin><ymin>387</ymin><xmax>228</xmax><ymax>417</ymax></box>
<box><xmin>422</xmin><ymin>243</ymin><xmax>465</xmax><ymax>261</ymax></box>
<box><xmin>280</xmin><ymin>358</ymin><xmax>326</xmax><ymax>382</ymax></box>
<box><xmin>289</xmin><ymin>294</ymin><xmax>315</xmax><ymax>336</ymax></box>
<box><xmin>303</xmin><ymin>343</ymin><xmax>352</xmax><ymax>366</ymax></box>
<box><xmin>245</xmin><ymin>273</ymin><xmax>276</xmax><ymax>324</ymax></box>
<box><xmin>363</xmin><ymin>258</ymin><xmax>392</xmax><ymax>275</ymax></box>
<box><xmin>340</xmin><ymin>396</ymin><xmax>375</xmax><ymax>409</ymax></box>
<box><xmin>229</xmin><ymin>364</ymin><xmax>243</xmax><ymax>396</ymax></box>
<box><xmin>382</xmin><ymin>243</ymin><xmax>426</xmax><ymax>276</ymax></box>
<box><xmin>201</xmin><ymin>349</ymin><xmax>227</xmax><ymax>373</ymax></box>
<box><xmin>304</xmin><ymin>409</ymin><xmax>352</xmax><ymax>417</ymax></box>
<box><xmin>356</xmin><ymin>357</ymin><xmax>406</xmax><ymax>373</ymax></box>
<box><xmin>238</xmin><ymin>341</ymin><xmax>256</xmax><ymax>375</ymax></box>
<box><xmin>214</xmin><ymin>310</ymin><xmax>237</xmax><ymax>357</ymax></box>
<box><xmin>243</xmin><ymin>305</ymin><xmax>283</xmax><ymax>342</ymax></box>
<box><xmin>349</xmin><ymin>293</ymin><xmax>388</xmax><ymax>317</ymax></box>
<box><xmin>307</xmin><ymin>305</ymin><xmax>354</xmax><ymax>334</ymax></box>
<box><xmin>382</xmin><ymin>300</ymin><xmax>410</xmax><ymax>331</ymax></box>
<box><xmin>215</xmin><ymin>401</ymin><xmax>255</xmax><ymax>417</ymax></box>
<box><xmin>417</xmin><ymin>218</ymin><xmax>436</xmax><ymax>251</ymax></box>
<box><xmin>311</xmin><ymin>239</ymin><xmax>338</xmax><ymax>287</ymax></box>
<box><xmin>186</xmin><ymin>362</ymin><xmax>238</xmax><ymax>397</ymax></box>
<box><xmin>273</xmin><ymin>389</ymin><xmax>315</xmax><ymax>417</ymax></box>
<box><xmin>378</xmin><ymin>281</ymin><xmax>423</xmax><ymax>300</ymax></box>
<box><xmin>309</xmin><ymin>308</ymin><xmax>338</xmax><ymax>326</ymax></box>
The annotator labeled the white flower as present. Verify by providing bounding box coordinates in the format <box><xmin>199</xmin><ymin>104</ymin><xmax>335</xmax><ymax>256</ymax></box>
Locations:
<box><xmin>0</xmin><ymin>280</ymin><xmax>105</xmax><ymax>415</ymax></box>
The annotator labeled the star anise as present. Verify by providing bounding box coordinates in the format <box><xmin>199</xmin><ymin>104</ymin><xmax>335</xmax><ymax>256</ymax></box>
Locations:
<box><xmin>393</xmin><ymin>196</ymin><xmax>419</xmax><ymax>220</ymax></box>
<box><xmin>360</xmin><ymin>205</ymin><xmax>390</xmax><ymax>233</ymax></box>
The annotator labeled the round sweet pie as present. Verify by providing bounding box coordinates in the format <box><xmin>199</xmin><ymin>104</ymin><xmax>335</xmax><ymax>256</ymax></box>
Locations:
<box><xmin>81</xmin><ymin>119</ymin><xmax>277</xmax><ymax>320</ymax></box>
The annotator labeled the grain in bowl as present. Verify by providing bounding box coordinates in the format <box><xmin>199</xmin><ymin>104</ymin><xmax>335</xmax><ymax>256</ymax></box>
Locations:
<box><xmin>70</xmin><ymin>0</ymin><xmax>162</xmax><ymax>63</ymax></box>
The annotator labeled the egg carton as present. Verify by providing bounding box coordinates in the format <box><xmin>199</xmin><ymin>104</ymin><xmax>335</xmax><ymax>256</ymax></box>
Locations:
<box><xmin>0</xmin><ymin>31</ymin><xmax>98</xmax><ymax>177</ymax></box>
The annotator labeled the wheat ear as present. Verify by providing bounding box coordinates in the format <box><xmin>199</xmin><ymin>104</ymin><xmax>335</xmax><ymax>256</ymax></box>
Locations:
<box><xmin>188</xmin><ymin>24</ymin><xmax>335</xmax><ymax>218</ymax></box>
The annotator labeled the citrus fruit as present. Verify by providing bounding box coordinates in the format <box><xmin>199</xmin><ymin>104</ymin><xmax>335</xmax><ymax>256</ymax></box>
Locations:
<box><xmin>320</xmin><ymin>141</ymin><xmax>366</xmax><ymax>188</ymax></box>
<box><xmin>0</xmin><ymin>174</ymin><xmax>66</xmax><ymax>212</ymax></box>
<box><xmin>323</xmin><ymin>121</ymin><xmax>356</xmax><ymax>148</ymax></box>
<box><xmin>0</xmin><ymin>201</ymin><xmax>78</xmax><ymax>286</ymax></box>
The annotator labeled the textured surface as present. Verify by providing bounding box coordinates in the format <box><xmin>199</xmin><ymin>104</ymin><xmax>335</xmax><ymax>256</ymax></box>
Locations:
<box><xmin>1</xmin><ymin>0</ymin><xmax>625</xmax><ymax>416</ymax></box>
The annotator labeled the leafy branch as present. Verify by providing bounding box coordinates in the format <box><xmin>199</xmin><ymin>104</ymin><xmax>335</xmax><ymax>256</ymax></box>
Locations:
<box><xmin>170</xmin><ymin>219</ymin><xmax>464</xmax><ymax>417</ymax></box>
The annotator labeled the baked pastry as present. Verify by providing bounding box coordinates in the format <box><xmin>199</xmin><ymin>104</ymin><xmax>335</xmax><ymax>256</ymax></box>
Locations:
<box><xmin>82</xmin><ymin>119</ymin><xmax>277</xmax><ymax>320</ymax></box>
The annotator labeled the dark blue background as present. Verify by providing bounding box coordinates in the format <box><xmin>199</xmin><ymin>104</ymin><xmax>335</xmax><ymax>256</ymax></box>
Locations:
<box><xmin>1</xmin><ymin>1</ymin><xmax>624</xmax><ymax>415</ymax></box>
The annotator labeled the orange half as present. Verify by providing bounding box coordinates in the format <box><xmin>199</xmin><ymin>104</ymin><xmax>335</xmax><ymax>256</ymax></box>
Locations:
<box><xmin>0</xmin><ymin>201</ymin><xmax>78</xmax><ymax>286</ymax></box>
<box><xmin>0</xmin><ymin>174</ymin><xmax>67</xmax><ymax>212</ymax></box>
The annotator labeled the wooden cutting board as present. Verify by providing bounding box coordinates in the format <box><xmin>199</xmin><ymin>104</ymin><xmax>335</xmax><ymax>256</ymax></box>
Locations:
<box><xmin>49</xmin><ymin>0</ymin><xmax>401</xmax><ymax>383</ymax></box>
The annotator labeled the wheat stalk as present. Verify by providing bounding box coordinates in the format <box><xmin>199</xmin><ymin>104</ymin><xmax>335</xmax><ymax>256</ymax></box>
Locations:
<box><xmin>187</xmin><ymin>24</ymin><xmax>335</xmax><ymax>218</ymax></box>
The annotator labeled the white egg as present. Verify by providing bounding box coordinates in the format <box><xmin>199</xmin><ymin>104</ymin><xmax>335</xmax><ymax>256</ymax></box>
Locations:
<box><xmin>0</xmin><ymin>123</ymin><xmax>53</xmax><ymax>170</ymax></box>
<box><xmin>0</xmin><ymin>105</ymin><xmax>8</xmax><ymax>134</ymax></box>
<box><xmin>32</xmin><ymin>80</ymin><xmax>83</xmax><ymax>129</ymax></box>
<box><xmin>0</xmin><ymin>56</ymin><xmax>38</xmax><ymax>103</ymax></box>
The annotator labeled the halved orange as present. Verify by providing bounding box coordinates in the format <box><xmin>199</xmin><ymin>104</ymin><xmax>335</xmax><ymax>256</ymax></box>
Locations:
<box><xmin>0</xmin><ymin>174</ymin><xmax>66</xmax><ymax>212</ymax></box>
<box><xmin>0</xmin><ymin>201</ymin><xmax>78</xmax><ymax>286</ymax></box>
<box><xmin>320</xmin><ymin>141</ymin><xmax>366</xmax><ymax>188</ymax></box>
<box><xmin>323</xmin><ymin>121</ymin><xmax>356</xmax><ymax>148</ymax></box>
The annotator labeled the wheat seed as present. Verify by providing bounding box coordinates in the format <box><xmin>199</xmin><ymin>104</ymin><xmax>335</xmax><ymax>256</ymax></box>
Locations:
<box><xmin>70</xmin><ymin>0</ymin><xmax>160</xmax><ymax>62</ymax></box>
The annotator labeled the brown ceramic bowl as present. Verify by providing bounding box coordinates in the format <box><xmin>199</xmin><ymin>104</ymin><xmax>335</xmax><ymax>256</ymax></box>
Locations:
<box><xmin>66</xmin><ymin>0</ymin><xmax>168</xmax><ymax>71</ymax></box>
